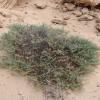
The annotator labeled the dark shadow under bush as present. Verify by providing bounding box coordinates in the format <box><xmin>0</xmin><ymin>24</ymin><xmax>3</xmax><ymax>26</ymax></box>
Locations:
<box><xmin>1</xmin><ymin>24</ymin><xmax>99</xmax><ymax>89</ymax></box>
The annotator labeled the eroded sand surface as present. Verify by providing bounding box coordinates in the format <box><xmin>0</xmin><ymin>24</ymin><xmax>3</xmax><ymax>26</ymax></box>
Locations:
<box><xmin>0</xmin><ymin>0</ymin><xmax>100</xmax><ymax>100</ymax></box>
<box><xmin>0</xmin><ymin>68</ymin><xmax>43</xmax><ymax>100</ymax></box>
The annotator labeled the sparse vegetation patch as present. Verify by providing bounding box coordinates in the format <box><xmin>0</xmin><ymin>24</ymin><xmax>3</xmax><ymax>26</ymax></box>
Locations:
<box><xmin>1</xmin><ymin>24</ymin><xmax>99</xmax><ymax>89</ymax></box>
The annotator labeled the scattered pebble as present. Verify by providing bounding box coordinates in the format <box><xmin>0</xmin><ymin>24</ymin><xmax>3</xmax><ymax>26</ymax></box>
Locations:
<box><xmin>78</xmin><ymin>14</ymin><xmax>94</xmax><ymax>21</ymax></box>
<box><xmin>0</xmin><ymin>21</ymin><xmax>3</xmax><ymax>28</ymax></box>
<box><xmin>81</xmin><ymin>8</ymin><xmax>89</xmax><ymax>14</ymax></box>
<box><xmin>96</xmin><ymin>23</ymin><xmax>100</xmax><ymax>32</ymax></box>
<box><xmin>0</xmin><ymin>11</ymin><xmax>10</xmax><ymax>18</ymax></box>
<box><xmin>51</xmin><ymin>18</ymin><xmax>67</xmax><ymax>25</ymax></box>
<box><xmin>64</xmin><ymin>3</ymin><xmax>75</xmax><ymax>11</ymax></box>
<box><xmin>63</xmin><ymin>15</ymin><xmax>70</xmax><ymax>20</ymax></box>
<box><xmin>61</xmin><ymin>6</ymin><xmax>68</xmax><ymax>12</ymax></box>
<box><xmin>34</xmin><ymin>2</ymin><xmax>47</xmax><ymax>9</ymax></box>
<box><xmin>72</xmin><ymin>10</ymin><xmax>83</xmax><ymax>17</ymax></box>
<box><xmin>96</xmin><ymin>18</ymin><xmax>100</xmax><ymax>23</ymax></box>
<box><xmin>24</xmin><ymin>11</ymin><xmax>28</xmax><ymax>14</ymax></box>
<box><xmin>96</xmin><ymin>84</ymin><xmax>100</xmax><ymax>87</ymax></box>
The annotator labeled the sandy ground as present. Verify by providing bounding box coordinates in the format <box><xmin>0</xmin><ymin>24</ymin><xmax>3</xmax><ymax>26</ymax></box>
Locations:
<box><xmin>0</xmin><ymin>0</ymin><xmax>100</xmax><ymax>100</ymax></box>
<box><xmin>0</xmin><ymin>68</ymin><xmax>43</xmax><ymax>100</ymax></box>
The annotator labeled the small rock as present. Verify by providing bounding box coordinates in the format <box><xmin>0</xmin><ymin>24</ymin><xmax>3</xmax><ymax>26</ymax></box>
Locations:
<box><xmin>25</xmin><ymin>2</ymin><xmax>28</xmax><ymax>4</ymax></box>
<box><xmin>63</xmin><ymin>15</ymin><xmax>70</xmax><ymax>20</ymax></box>
<box><xmin>73</xmin><ymin>10</ymin><xmax>83</xmax><ymax>17</ymax></box>
<box><xmin>78</xmin><ymin>14</ymin><xmax>94</xmax><ymax>21</ymax></box>
<box><xmin>0</xmin><ymin>24</ymin><xmax>3</xmax><ymax>28</ymax></box>
<box><xmin>51</xmin><ymin>19</ymin><xmax>67</xmax><ymax>25</ymax></box>
<box><xmin>61</xmin><ymin>6</ymin><xmax>68</xmax><ymax>12</ymax></box>
<box><xmin>0</xmin><ymin>21</ymin><xmax>3</xmax><ymax>28</ymax></box>
<box><xmin>34</xmin><ymin>3</ymin><xmax>47</xmax><ymax>9</ymax></box>
<box><xmin>0</xmin><ymin>11</ymin><xmax>10</xmax><ymax>18</ymax></box>
<box><xmin>96</xmin><ymin>23</ymin><xmax>100</xmax><ymax>32</ymax></box>
<box><xmin>96</xmin><ymin>18</ymin><xmax>100</xmax><ymax>23</ymax></box>
<box><xmin>89</xmin><ymin>11</ymin><xmax>100</xmax><ymax>19</ymax></box>
<box><xmin>95</xmin><ymin>9</ymin><xmax>100</xmax><ymax>13</ymax></box>
<box><xmin>24</xmin><ymin>11</ymin><xmax>28</xmax><ymax>14</ymax></box>
<box><xmin>64</xmin><ymin>3</ymin><xmax>75</xmax><ymax>11</ymax></box>
<box><xmin>76</xmin><ymin>7</ymin><xmax>82</xmax><ymax>11</ymax></box>
<box><xmin>94</xmin><ymin>13</ymin><xmax>100</xmax><ymax>19</ymax></box>
<box><xmin>81</xmin><ymin>8</ymin><xmax>89</xmax><ymax>14</ymax></box>
<box><xmin>89</xmin><ymin>11</ymin><xmax>96</xmax><ymax>17</ymax></box>
<box><xmin>96</xmin><ymin>82</ymin><xmax>100</xmax><ymax>87</ymax></box>
<box><xmin>97</xmin><ymin>84</ymin><xmax>100</xmax><ymax>87</ymax></box>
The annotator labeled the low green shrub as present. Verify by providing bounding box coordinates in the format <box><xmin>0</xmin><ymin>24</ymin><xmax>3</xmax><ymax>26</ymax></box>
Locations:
<box><xmin>1</xmin><ymin>24</ymin><xmax>99</xmax><ymax>89</ymax></box>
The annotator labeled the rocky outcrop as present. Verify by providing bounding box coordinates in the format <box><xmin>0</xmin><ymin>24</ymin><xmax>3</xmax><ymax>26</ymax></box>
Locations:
<box><xmin>62</xmin><ymin>0</ymin><xmax>100</xmax><ymax>7</ymax></box>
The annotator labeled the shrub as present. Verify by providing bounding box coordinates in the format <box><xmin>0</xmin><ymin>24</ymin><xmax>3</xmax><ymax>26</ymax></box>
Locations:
<box><xmin>1</xmin><ymin>24</ymin><xmax>99</xmax><ymax>89</ymax></box>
